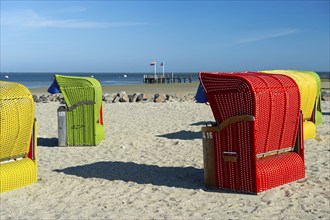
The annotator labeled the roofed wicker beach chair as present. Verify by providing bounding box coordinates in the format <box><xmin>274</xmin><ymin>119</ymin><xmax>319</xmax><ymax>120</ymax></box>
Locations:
<box><xmin>48</xmin><ymin>74</ymin><xmax>104</xmax><ymax>146</ymax></box>
<box><xmin>199</xmin><ymin>72</ymin><xmax>305</xmax><ymax>194</ymax></box>
<box><xmin>304</xmin><ymin>71</ymin><xmax>323</xmax><ymax>126</ymax></box>
<box><xmin>260</xmin><ymin>70</ymin><xmax>322</xmax><ymax>139</ymax></box>
<box><xmin>0</xmin><ymin>81</ymin><xmax>38</xmax><ymax>193</ymax></box>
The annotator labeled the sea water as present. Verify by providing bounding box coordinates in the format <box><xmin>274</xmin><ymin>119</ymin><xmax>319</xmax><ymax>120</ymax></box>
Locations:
<box><xmin>0</xmin><ymin>72</ymin><xmax>199</xmax><ymax>88</ymax></box>
<box><xmin>0</xmin><ymin>72</ymin><xmax>329</xmax><ymax>89</ymax></box>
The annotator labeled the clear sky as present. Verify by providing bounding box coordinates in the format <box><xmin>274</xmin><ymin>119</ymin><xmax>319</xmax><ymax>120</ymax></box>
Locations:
<box><xmin>1</xmin><ymin>0</ymin><xmax>329</xmax><ymax>73</ymax></box>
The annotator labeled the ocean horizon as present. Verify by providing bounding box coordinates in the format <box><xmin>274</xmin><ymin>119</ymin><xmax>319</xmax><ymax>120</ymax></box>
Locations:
<box><xmin>1</xmin><ymin>71</ymin><xmax>329</xmax><ymax>89</ymax></box>
<box><xmin>0</xmin><ymin>72</ymin><xmax>200</xmax><ymax>89</ymax></box>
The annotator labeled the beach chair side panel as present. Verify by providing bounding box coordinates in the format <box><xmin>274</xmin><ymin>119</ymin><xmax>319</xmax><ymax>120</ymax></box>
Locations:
<box><xmin>200</xmin><ymin>74</ymin><xmax>257</xmax><ymax>192</ymax></box>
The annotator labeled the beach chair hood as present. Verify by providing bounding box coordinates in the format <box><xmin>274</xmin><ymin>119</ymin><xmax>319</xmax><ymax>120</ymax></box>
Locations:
<box><xmin>260</xmin><ymin>70</ymin><xmax>321</xmax><ymax>138</ymax></box>
<box><xmin>49</xmin><ymin>74</ymin><xmax>104</xmax><ymax>146</ymax></box>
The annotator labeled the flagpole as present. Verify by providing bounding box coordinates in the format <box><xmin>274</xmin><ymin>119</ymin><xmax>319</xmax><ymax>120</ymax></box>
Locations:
<box><xmin>154</xmin><ymin>62</ymin><xmax>157</xmax><ymax>78</ymax></box>
<box><xmin>162</xmin><ymin>61</ymin><xmax>165</xmax><ymax>77</ymax></box>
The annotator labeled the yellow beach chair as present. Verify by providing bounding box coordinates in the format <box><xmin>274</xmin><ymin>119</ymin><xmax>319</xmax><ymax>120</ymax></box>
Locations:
<box><xmin>0</xmin><ymin>81</ymin><xmax>38</xmax><ymax>193</ymax></box>
<box><xmin>260</xmin><ymin>70</ymin><xmax>319</xmax><ymax>139</ymax></box>
<box><xmin>302</xmin><ymin>71</ymin><xmax>322</xmax><ymax>125</ymax></box>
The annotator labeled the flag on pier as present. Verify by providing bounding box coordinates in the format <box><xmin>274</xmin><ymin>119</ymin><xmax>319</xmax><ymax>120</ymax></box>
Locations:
<box><xmin>150</xmin><ymin>61</ymin><xmax>157</xmax><ymax>77</ymax></box>
<box><xmin>160</xmin><ymin>61</ymin><xmax>165</xmax><ymax>76</ymax></box>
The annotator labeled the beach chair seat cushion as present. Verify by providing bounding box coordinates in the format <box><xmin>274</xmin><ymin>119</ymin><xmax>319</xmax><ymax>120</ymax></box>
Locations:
<box><xmin>0</xmin><ymin>158</ymin><xmax>37</xmax><ymax>192</ymax></box>
<box><xmin>256</xmin><ymin>152</ymin><xmax>304</xmax><ymax>192</ymax></box>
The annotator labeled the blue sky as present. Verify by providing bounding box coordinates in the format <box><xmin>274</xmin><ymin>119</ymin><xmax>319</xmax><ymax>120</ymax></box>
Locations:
<box><xmin>1</xmin><ymin>0</ymin><xmax>329</xmax><ymax>73</ymax></box>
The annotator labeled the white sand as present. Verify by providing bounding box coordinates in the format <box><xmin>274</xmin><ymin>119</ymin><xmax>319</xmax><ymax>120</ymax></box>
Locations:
<box><xmin>1</xmin><ymin>99</ymin><xmax>329</xmax><ymax>219</ymax></box>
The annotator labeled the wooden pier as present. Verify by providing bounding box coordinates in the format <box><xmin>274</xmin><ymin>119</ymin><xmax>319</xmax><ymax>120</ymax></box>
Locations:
<box><xmin>143</xmin><ymin>74</ymin><xmax>192</xmax><ymax>84</ymax></box>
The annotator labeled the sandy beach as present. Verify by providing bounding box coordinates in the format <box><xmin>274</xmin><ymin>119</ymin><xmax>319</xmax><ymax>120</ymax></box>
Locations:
<box><xmin>27</xmin><ymin>82</ymin><xmax>201</xmax><ymax>97</ymax></box>
<box><xmin>1</xmin><ymin>83</ymin><xmax>329</xmax><ymax>219</ymax></box>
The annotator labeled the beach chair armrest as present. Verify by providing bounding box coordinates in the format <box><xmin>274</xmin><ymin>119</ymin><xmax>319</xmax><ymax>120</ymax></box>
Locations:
<box><xmin>67</xmin><ymin>100</ymin><xmax>95</xmax><ymax>111</ymax></box>
<box><xmin>218</xmin><ymin>115</ymin><xmax>255</xmax><ymax>132</ymax></box>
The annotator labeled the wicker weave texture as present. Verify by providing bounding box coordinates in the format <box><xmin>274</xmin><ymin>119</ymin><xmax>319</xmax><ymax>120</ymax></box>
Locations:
<box><xmin>200</xmin><ymin>72</ymin><xmax>304</xmax><ymax>193</ymax></box>
<box><xmin>260</xmin><ymin>70</ymin><xmax>318</xmax><ymax>121</ymax></box>
<box><xmin>303</xmin><ymin>71</ymin><xmax>322</xmax><ymax>125</ymax></box>
<box><xmin>256</xmin><ymin>152</ymin><xmax>304</xmax><ymax>192</ymax></box>
<box><xmin>0</xmin><ymin>81</ymin><xmax>34</xmax><ymax>159</ymax></box>
<box><xmin>0</xmin><ymin>158</ymin><xmax>37</xmax><ymax>193</ymax></box>
<box><xmin>260</xmin><ymin>70</ymin><xmax>322</xmax><ymax>138</ymax></box>
<box><xmin>200</xmin><ymin>72</ymin><xmax>300</xmax><ymax>154</ymax></box>
<box><xmin>55</xmin><ymin>75</ymin><xmax>104</xmax><ymax>146</ymax></box>
<box><xmin>0</xmin><ymin>81</ymin><xmax>38</xmax><ymax>193</ymax></box>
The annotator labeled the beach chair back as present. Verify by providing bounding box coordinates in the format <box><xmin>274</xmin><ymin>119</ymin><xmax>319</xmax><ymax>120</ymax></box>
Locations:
<box><xmin>54</xmin><ymin>74</ymin><xmax>104</xmax><ymax>146</ymax></box>
<box><xmin>260</xmin><ymin>70</ymin><xmax>321</xmax><ymax>138</ymax></box>
<box><xmin>0</xmin><ymin>81</ymin><xmax>38</xmax><ymax>193</ymax></box>
<box><xmin>304</xmin><ymin>71</ymin><xmax>322</xmax><ymax>125</ymax></box>
<box><xmin>199</xmin><ymin>72</ymin><xmax>305</xmax><ymax>193</ymax></box>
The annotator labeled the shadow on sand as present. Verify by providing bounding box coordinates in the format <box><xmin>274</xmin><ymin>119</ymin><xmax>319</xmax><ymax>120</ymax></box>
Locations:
<box><xmin>38</xmin><ymin>137</ymin><xmax>58</xmax><ymax>147</ymax></box>
<box><xmin>54</xmin><ymin>161</ymin><xmax>204</xmax><ymax>190</ymax></box>
<box><xmin>157</xmin><ymin>130</ymin><xmax>202</xmax><ymax>140</ymax></box>
<box><xmin>322</xmin><ymin>112</ymin><xmax>330</xmax><ymax>116</ymax></box>
<box><xmin>190</xmin><ymin>121</ymin><xmax>215</xmax><ymax>126</ymax></box>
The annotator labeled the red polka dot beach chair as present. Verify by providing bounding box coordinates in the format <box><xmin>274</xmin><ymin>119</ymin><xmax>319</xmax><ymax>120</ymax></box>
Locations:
<box><xmin>199</xmin><ymin>72</ymin><xmax>305</xmax><ymax>194</ymax></box>
<box><xmin>0</xmin><ymin>81</ymin><xmax>38</xmax><ymax>193</ymax></box>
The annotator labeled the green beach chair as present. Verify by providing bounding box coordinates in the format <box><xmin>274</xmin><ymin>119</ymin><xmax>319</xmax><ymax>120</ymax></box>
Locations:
<box><xmin>303</xmin><ymin>71</ymin><xmax>322</xmax><ymax>125</ymax></box>
<box><xmin>51</xmin><ymin>74</ymin><xmax>104</xmax><ymax>146</ymax></box>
